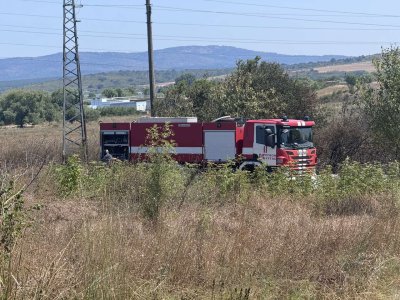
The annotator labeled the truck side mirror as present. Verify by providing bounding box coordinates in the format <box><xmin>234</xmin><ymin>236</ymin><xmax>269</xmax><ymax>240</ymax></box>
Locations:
<box><xmin>265</xmin><ymin>129</ymin><xmax>275</xmax><ymax>148</ymax></box>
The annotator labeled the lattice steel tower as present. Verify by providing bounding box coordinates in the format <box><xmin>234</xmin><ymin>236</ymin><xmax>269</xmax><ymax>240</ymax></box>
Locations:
<box><xmin>62</xmin><ymin>0</ymin><xmax>88</xmax><ymax>162</ymax></box>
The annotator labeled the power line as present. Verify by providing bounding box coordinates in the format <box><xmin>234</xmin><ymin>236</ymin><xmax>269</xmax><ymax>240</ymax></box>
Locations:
<box><xmin>13</xmin><ymin>0</ymin><xmax>389</xmax><ymax>17</ymax></box>
<box><xmin>154</xmin><ymin>5</ymin><xmax>400</xmax><ymax>28</ymax></box>
<box><xmin>4</xmin><ymin>22</ymin><xmax>400</xmax><ymax>33</ymax></box>
<box><xmin>153</xmin><ymin>22</ymin><xmax>400</xmax><ymax>31</ymax></box>
<box><xmin>16</xmin><ymin>0</ymin><xmax>144</xmax><ymax>8</ymax></box>
<box><xmin>17</xmin><ymin>0</ymin><xmax>61</xmax><ymax>3</ymax></box>
<box><xmin>17</xmin><ymin>0</ymin><xmax>141</xmax><ymax>5</ymax></box>
<box><xmin>3</xmin><ymin>10</ymin><xmax>400</xmax><ymax>29</ymax></box>
<box><xmin>11</xmin><ymin>0</ymin><xmax>400</xmax><ymax>20</ymax></box>
<box><xmin>83</xmin><ymin>4</ymin><xmax>143</xmax><ymax>9</ymax></box>
<box><xmin>1</xmin><ymin>27</ymin><xmax>399</xmax><ymax>45</ymax></box>
<box><xmin>0</xmin><ymin>12</ymin><xmax>61</xmax><ymax>19</ymax></box>
<box><xmin>0</xmin><ymin>12</ymin><xmax>143</xmax><ymax>24</ymax></box>
<box><xmin>18</xmin><ymin>0</ymin><xmax>400</xmax><ymax>19</ymax></box>
<box><xmin>200</xmin><ymin>0</ymin><xmax>400</xmax><ymax>18</ymax></box>
<box><xmin>0</xmin><ymin>42</ymin><xmax>144</xmax><ymax>52</ymax></box>
<box><xmin>2</xmin><ymin>20</ymin><xmax>400</xmax><ymax>33</ymax></box>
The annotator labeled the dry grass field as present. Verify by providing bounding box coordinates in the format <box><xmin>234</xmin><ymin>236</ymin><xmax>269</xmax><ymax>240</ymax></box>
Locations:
<box><xmin>317</xmin><ymin>84</ymin><xmax>349</xmax><ymax>98</ymax></box>
<box><xmin>315</xmin><ymin>61</ymin><xmax>375</xmax><ymax>73</ymax></box>
<box><xmin>2</xmin><ymin>119</ymin><xmax>400</xmax><ymax>299</ymax></box>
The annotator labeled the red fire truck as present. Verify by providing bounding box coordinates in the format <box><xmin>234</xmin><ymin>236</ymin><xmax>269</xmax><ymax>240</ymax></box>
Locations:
<box><xmin>100</xmin><ymin>116</ymin><xmax>317</xmax><ymax>171</ymax></box>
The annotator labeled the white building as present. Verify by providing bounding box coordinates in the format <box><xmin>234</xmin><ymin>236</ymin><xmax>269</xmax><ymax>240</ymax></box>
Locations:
<box><xmin>89</xmin><ymin>96</ymin><xmax>150</xmax><ymax>112</ymax></box>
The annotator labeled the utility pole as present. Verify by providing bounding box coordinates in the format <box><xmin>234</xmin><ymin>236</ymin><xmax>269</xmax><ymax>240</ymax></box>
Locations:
<box><xmin>62</xmin><ymin>0</ymin><xmax>88</xmax><ymax>162</ymax></box>
<box><xmin>146</xmin><ymin>0</ymin><xmax>156</xmax><ymax>117</ymax></box>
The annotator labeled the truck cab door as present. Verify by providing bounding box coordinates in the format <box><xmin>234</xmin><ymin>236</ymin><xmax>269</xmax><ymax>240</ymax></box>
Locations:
<box><xmin>254</xmin><ymin>124</ymin><xmax>276</xmax><ymax>166</ymax></box>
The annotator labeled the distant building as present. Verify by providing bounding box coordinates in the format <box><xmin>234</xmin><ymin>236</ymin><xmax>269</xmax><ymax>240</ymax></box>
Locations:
<box><xmin>89</xmin><ymin>96</ymin><xmax>150</xmax><ymax>112</ymax></box>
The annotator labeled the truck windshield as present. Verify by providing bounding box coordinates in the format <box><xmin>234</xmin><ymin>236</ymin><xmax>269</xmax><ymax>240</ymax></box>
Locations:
<box><xmin>279</xmin><ymin>127</ymin><xmax>313</xmax><ymax>149</ymax></box>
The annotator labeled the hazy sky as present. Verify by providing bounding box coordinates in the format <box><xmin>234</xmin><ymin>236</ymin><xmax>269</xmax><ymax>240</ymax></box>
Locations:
<box><xmin>1</xmin><ymin>0</ymin><xmax>400</xmax><ymax>58</ymax></box>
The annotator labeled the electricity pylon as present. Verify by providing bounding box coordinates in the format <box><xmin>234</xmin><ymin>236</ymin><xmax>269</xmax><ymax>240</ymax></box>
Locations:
<box><xmin>62</xmin><ymin>0</ymin><xmax>88</xmax><ymax>162</ymax></box>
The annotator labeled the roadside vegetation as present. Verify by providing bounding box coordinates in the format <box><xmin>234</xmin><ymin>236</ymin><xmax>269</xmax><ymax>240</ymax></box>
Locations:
<box><xmin>1</xmin><ymin>46</ymin><xmax>400</xmax><ymax>298</ymax></box>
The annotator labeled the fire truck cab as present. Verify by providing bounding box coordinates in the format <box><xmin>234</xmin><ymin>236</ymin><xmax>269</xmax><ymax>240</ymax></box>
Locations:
<box><xmin>239</xmin><ymin>117</ymin><xmax>317</xmax><ymax>171</ymax></box>
<box><xmin>99</xmin><ymin>116</ymin><xmax>317</xmax><ymax>171</ymax></box>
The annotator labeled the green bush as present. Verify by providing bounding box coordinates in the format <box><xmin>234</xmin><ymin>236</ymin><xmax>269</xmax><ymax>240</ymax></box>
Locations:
<box><xmin>201</xmin><ymin>163</ymin><xmax>251</xmax><ymax>204</ymax></box>
<box><xmin>55</xmin><ymin>155</ymin><xmax>83</xmax><ymax>196</ymax></box>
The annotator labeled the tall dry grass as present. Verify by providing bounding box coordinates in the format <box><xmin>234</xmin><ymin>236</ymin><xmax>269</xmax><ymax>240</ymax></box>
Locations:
<box><xmin>0</xmin><ymin>116</ymin><xmax>142</xmax><ymax>172</ymax></box>
<box><xmin>0</xmin><ymin>122</ymin><xmax>101</xmax><ymax>173</ymax></box>
<box><xmin>6</xmin><ymin>194</ymin><xmax>400</xmax><ymax>299</ymax></box>
<box><xmin>2</xmin><ymin>123</ymin><xmax>400</xmax><ymax>298</ymax></box>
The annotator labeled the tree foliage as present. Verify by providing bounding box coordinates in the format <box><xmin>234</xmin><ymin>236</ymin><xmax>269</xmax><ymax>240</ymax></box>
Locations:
<box><xmin>155</xmin><ymin>57</ymin><xmax>319</xmax><ymax>121</ymax></box>
<box><xmin>0</xmin><ymin>90</ymin><xmax>60</xmax><ymax>126</ymax></box>
<box><xmin>216</xmin><ymin>58</ymin><xmax>283</xmax><ymax>119</ymax></box>
<box><xmin>101</xmin><ymin>87</ymin><xmax>135</xmax><ymax>98</ymax></box>
<box><xmin>221</xmin><ymin>57</ymin><xmax>317</xmax><ymax>119</ymax></box>
<box><xmin>360</xmin><ymin>46</ymin><xmax>400</xmax><ymax>155</ymax></box>
<box><xmin>175</xmin><ymin>73</ymin><xmax>196</xmax><ymax>86</ymax></box>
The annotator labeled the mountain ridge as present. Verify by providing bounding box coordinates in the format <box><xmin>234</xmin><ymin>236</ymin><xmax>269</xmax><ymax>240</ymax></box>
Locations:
<box><xmin>0</xmin><ymin>45</ymin><xmax>348</xmax><ymax>82</ymax></box>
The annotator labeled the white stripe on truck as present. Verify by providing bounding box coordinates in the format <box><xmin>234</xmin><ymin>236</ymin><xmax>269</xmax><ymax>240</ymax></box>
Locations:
<box><xmin>242</xmin><ymin>147</ymin><xmax>254</xmax><ymax>155</ymax></box>
<box><xmin>130</xmin><ymin>146</ymin><xmax>203</xmax><ymax>154</ymax></box>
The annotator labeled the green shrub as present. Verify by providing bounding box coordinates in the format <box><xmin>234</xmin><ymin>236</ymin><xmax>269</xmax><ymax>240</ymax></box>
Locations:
<box><xmin>202</xmin><ymin>163</ymin><xmax>251</xmax><ymax>204</ymax></box>
<box><xmin>139</xmin><ymin>124</ymin><xmax>186</xmax><ymax>221</ymax></box>
<box><xmin>56</xmin><ymin>155</ymin><xmax>83</xmax><ymax>196</ymax></box>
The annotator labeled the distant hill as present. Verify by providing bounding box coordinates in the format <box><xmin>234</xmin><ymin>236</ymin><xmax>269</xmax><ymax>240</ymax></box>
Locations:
<box><xmin>0</xmin><ymin>45</ymin><xmax>348</xmax><ymax>82</ymax></box>
<box><xmin>13</xmin><ymin>69</ymin><xmax>232</xmax><ymax>93</ymax></box>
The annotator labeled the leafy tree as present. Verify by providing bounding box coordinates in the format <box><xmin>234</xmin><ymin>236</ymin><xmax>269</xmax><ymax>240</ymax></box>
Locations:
<box><xmin>175</xmin><ymin>73</ymin><xmax>196</xmax><ymax>86</ymax></box>
<box><xmin>98</xmin><ymin>107</ymin><xmax>140</xmax><ymax>117</ymax></box>
<box><xmin>215</xmin><ymin>58</ymin><xmax>281</xmax><ymax>119</ymax></box>
<box><xmin>51</xmin><ymin>89</ymin><xmax>83</xmax><ymax>123</ymax></box>
<box><xmin>154</xmin><ymin>82</ymin><xmax>194</xmax><ymax>117</ymax></box>
<box><xmin>101</xmin><ymin>87</ymin><xmax>136</xmax><ymax>98</ymax></box>
<box><xmin>0</xmin><ymin>90</ymin><xmax>60</xmax><ymax>126</ymax></box>
<box><xmin>360</xmin><ymin>46</ymin><xmax>400</xmax><ymax>156</ymax></box>
<box><xmin>84</xmin><ymin>107</ymin><xmax>101</xmax><ymax>122</ymax></box>
<box><xmin>2</xmin><ymin>111</ymin><xmax>16</xmax><ymax>125</ymax></box>
<box><xmin>51</xmin><ymin>89</ymin><xmax>83</xmax><ymax>108</ymax></box>
<box><xmin>187</xmin><ymin>79</ymin><xmax>218</xmax><ymax>120</ymax></box>
<box><xmin>125</xmin><ymin>87</ymin><xmax>136</xmax><ymax>95</ymax></box>
<box><xmin>345</xmin><ymin>74</ymin><xmax>357</xmax><ymax>87</ymax></box>
<box><xmin>155</xmin><ymin>57</ymin><xmax>319</xmax><ymax>122</ymax></box>
<box><xmin>345</xmin><ymin>74</ymin><xmax>357</xmax><ymax>94</ymax></box>
<box><xmin>102</xmin><ymin>88</ymin><xmax>118</xmax><ymax>98</ymax></box>
<box><xmin>115</xmin><ymin>88</ymin><xmax>124</xmax><ymax>97</ymax></box>
<box><xmin>216</xmin><ymin>57</ymin><xmax>318</xmax><ymax>120</ymax></box>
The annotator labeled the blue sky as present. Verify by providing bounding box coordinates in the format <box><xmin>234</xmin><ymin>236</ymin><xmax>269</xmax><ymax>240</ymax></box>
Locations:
<box><xmin>1</xmin><ymin>0</ymin><xmax>400</xmax><ymax>58</ymax></box>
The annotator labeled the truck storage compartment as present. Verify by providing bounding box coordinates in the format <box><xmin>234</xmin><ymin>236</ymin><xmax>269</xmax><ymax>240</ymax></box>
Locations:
<box><xmin>100</xmin><ymin>123</ymin><xmax>130</xmax><ymax>160</ymax></box>
<box><xmin>203</xmin><ymin>122</ymin><xmax>237</xmax><ymax>162</ymax></box>
<box><xmin>101</xmin><ymin>131</ymin><xmax>130</xmax><ymax>160</ymax></box>
<box><xmin>204</xmin><ymin>131</ymin><xmax>236</xmax><ymax>161</ymax></box>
